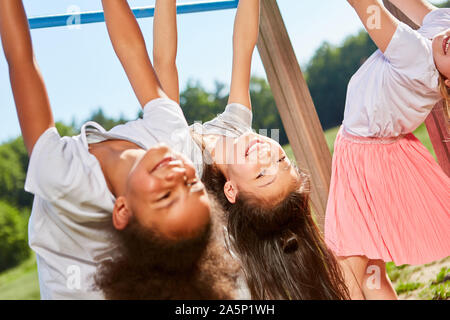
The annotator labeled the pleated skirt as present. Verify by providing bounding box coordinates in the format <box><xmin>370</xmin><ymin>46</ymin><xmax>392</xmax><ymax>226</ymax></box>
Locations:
<box><xmin>325</xmin><ymin>127</ymin><xmax>450</xmax><ymax>265</ymax></box>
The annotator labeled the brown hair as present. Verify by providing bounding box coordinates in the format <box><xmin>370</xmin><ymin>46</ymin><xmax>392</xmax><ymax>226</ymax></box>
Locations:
<box><xmin>94</xmin><ymin>214</ymin><xmax>240</xmax><ymax>300</ymax></box>
<box><xmin>202</xmin><ymin>163</ymin><xmax>350</xmax><ymax>300</ymax></box>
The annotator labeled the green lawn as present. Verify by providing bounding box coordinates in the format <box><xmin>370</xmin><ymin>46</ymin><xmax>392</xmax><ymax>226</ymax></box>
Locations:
<box><xmin>0</xmin><ymin>123</ymin><xmax>444</xmax><ymax>300</ymax></box>
<box><xmin>283</xmin><ymin>123</ymin><xmax>435</xmax><ymax>161</ymax></box>
<box><xmin>0</xmin><ymin>254</ymin><xmax>40</xmax><ymax>300</ymax></box>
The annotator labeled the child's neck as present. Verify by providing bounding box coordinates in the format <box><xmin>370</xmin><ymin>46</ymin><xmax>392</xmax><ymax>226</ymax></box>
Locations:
<box><xmin>89</xmin><ymin>140</ymin><xmax>145</xmax><ymax>197</ymax></box>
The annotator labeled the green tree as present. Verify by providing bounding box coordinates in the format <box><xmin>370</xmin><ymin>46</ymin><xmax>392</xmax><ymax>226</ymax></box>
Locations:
<box><xmin>0</xmin><ymin>201</ymin><xmax>29</xmax><ymax>272</ymax></box>
<box><xmin>86</xmin><ymin>108</ymin><xmax>128</xmax><ymax>131</ymax></box>
<box><xmin>250</xmin><ymin>77</ymin><xmax>288</xmax><ymax>145</ymax></box>
<box><xmin>181</xmin><ymin>80</ymin><xmax>224</xmax><ymax>123</ymax></box>
<box><xmin>0</xmin><ymin>122</ymin><xmax>76</xmax><ymax>211</ymax></box>
<box><xmin>305</xmin><ymin>31</ymin><xmax>377</xmax><ymax>130</ymax></box>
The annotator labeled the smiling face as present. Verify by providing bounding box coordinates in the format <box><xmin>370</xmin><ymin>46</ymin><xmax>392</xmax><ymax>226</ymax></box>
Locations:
<box><xmin>432</xmin><ymin>28</ymin><xmax>450</xmax><ymax>84</ymax></box>
<box><xmin>121</xmin><ymin>144</ymin><xmax>210</xmax><ymax>241</ymax></box>
<box><xmin>213</xmin><ymin>132</ymin><xmax>299</xmax><ymax>204</ymax></box>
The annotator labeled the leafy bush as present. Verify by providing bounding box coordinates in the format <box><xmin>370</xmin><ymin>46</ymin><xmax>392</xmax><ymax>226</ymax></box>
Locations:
<box><xmin>0</xmin><ymin>201</ymin><xmax>29</xmax><ymax>272</ymax></box>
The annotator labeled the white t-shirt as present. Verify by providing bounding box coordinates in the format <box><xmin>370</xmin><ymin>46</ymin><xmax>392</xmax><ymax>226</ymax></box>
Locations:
<box><xmin>190</xmin><ymin>102</ymin><xmax>253</xmax><ymax>139</ymax></box>
<box><xmin>189</xmin><ymin>103</ymin><xmax>253</xmax><ymax>176</ymax></box>
<box><xmin>343</xmin><ymin>8</ymin><xmax>450</xmax><ymax>137</ymax></box>
<box><xmin>24</xmin><ymin>98</ymin><xmax>200</xmax><ymax>299</ymax></box>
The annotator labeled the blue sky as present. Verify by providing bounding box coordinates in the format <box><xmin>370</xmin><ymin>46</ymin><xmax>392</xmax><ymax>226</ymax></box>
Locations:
<box><xmin>0</xmin><ymin>0</ymin><xmax>445</xmax><ymax>142</ymax></box>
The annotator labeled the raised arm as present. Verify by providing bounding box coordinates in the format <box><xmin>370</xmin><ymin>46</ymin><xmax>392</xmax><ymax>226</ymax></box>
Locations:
<box><xmin>153</xmin><ymin>0</ymin><xmax>179</xmax><ymax>104</ymax></box>
<box><xmin>388</xmin><ymin>0</ymin><xmax>437</xmax><ymax>26</ymax></box>
<box><xmin>101</xmin><ymin>0</ymin><xmax>167</xmax><ymax>107</ymax></box>
<box><xmin>228</xmin><ymin>0</ymin><xmax>260</xmax><ymax>110</ymax></box>
<box><xmin>0</xmin><ymin>0</ymin><xmax>54</xmax><ymax>155</ymax></box>
<box><xmin>347</xmin><ymin>0</ymin><xmax>399</xmax><ymax>53</ymax></box>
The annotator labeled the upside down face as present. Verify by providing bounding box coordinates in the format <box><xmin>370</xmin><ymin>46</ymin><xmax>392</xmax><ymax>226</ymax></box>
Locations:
<box><xmin>432</xmin><ymin>28</ymin><xmax>450</xmax><ymax>86</ymax></box>
<box><xmin>213</xmin><ymin>132</ymin><xmax>300</xmax><ymax>205</ymax></box>
<box><xmin>123</xmin><ymin>144</ymin><xmax>211</xmax><ymax>241</ymax></box>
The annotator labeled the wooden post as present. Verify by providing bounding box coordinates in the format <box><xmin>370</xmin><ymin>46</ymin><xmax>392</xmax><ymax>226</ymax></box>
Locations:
<box><xmin>257</xmin><ymin>0</ymin><xmax>332</xmax><ymax>231</ymax></box>
<box><xmin>384</xmin><ymin>0</ymin><xmax>450</xmax><ymax>176</ymax></box>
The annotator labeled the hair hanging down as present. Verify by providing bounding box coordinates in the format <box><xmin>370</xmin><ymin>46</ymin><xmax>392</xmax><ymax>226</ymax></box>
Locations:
<box><xmin>202</xmin><ymin>163</ymin><xmax>350</xmax><ymax>300</ymax></box>
<box><xmin>94</xmin><ymin>215</ymin><xmax>240</xmax><ymax>300</ymax></box>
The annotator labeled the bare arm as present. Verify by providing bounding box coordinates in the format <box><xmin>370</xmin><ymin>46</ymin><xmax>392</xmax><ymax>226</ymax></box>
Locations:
<box><xmin>153</xmin><ymin>0</ymin><xmax>179</xmax><ymax>104</ymax></box>
<box><xmin>228</xmin><ymin>0</ymin><xmax>260</xmax><ymax>110</ymax></box>
<box><xmin>0</xmin><ymin>0</ymin><xmax>54</xmax><ymax>155</ymax></box>
<box><xmin>347</xmin><ymin>0</ymin><xmax>399</xmax><ymax>53</ymax></box>
<box><xmin>101</xmin><ymin>0</ymin><xmax>167</xmax><ymax>107</ymax></box>
<box><xmin>388</xmin><ymin>0</ymin><xmax>437</xmax><ymax>26</ymax></box>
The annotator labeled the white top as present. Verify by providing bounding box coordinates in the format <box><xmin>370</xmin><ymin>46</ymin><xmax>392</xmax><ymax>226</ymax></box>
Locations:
<box><xmin>24</xmin><ymin>98</ymin><xmax>200</xmax><ymax>299</ymax></box>
<box><xmin>190</xmin><ymin>102</ymin><xmax>253</xmax><ymax>139</ymax></box>
<box><xmin>190</xmin><ymin>102</ymin><xmax>253</xmax><ymax>177</ymax></box>
<box><xmin>343</xmin><ymin>8</ymin><xmax>450</xmax><ymax>137</ymax></box>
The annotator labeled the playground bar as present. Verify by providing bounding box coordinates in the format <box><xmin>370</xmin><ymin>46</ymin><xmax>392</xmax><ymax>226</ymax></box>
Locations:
<box><xmin>28</xmin><ymin>0</ymin><xmax>239</xmax><ymax>29</ymax></box>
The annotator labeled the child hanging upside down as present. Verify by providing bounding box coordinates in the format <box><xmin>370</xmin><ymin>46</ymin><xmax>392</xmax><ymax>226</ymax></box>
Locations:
<box><xmin>0</xmin><ymin>0</ymin><xmax>240</xmax><ymax>299</ymax></box>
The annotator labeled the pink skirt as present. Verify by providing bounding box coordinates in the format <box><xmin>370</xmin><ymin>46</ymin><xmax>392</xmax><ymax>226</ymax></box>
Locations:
<box><xmin>325</xmin><ymin>127</ymin><xmax>450</xmax><ymax>266</ymax></box>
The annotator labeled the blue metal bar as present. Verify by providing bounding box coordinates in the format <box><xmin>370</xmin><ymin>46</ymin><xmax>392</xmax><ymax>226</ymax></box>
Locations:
<box><xmin>28</xmin><ymin>1</ymin><xmax>239</xmax><ymax>30</ymax></box>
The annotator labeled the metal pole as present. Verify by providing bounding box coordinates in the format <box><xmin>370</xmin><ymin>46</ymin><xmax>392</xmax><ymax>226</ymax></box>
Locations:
<box><xmin>28</xmin><ymin>0</ymin><xmax>239</xmax><ymax>30</ymax></box>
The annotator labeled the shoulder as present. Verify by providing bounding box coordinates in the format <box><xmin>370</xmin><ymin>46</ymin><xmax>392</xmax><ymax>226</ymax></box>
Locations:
<box><xmin>24</xmin><ymin>127</ymin><xmax>99</xmax><ymax>202</ymax></box>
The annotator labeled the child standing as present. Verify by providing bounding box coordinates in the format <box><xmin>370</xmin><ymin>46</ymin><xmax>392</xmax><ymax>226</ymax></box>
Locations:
<box><xmin>326</xmin><ymin>0</ymin><xmax>450</xmax><ymax>299</ymax></box>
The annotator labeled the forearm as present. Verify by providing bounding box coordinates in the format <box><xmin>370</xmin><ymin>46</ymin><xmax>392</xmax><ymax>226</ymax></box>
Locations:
<box><xmin>0</xmin><ymin>0</ymin><xmax>33</xmax><ymax>65</ymax></box>
<box><xmin>102</xmin><ymin>0</ymin><xmax>165</xmax><ymax>107</ymax></box>
<box><xmin>228</xmin><ymin>0</ymin><xmax>260</xmax><ymax>109</ymax></box>
<box><xmin>347</xmin><ymin>0</ymin><xmax>398</xmax><ymax>53</ymax></box>
<box><xmin>388</xmin><ymin>0</ymin><xmax>436</xmax><ymax>26</ymax></box>
<box><xmin>0</xmin><ymin>0</ymin><xmax>53</xmax><ymax>155</ymax></box>
<box><xmin>153</xmin><ymin>0</ymin><xmax>177</xmax><ymax>68</ymax></box>
<box><xmin>153</xmin><ymin>0</ymin><xmax>179</xmax><ymax>103</ymax></box>
<box><xmin>102</xmin><ymin>0</ymin><xmax>149</xmax><ymax>63</ymax></box>
<box><xmin>233</xmin><ymin>0</ymin><xmax>260</xmax><ymax>55</ymax></box>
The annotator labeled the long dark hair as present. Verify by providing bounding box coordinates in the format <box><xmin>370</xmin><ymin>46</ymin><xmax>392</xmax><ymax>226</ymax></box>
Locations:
<box><xmin>94</xmin><ymin>216</ymin><xmax>240</xmax><ymax>300</ymax></box>
<box><xmin>202</xmin><ymin>163</ymin><xmax>350</xmax><ymax>300</ymax></box>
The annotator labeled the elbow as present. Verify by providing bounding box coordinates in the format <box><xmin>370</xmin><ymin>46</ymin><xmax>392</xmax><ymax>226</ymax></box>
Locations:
<box><xmin>153</xmin><ymin>51</ymin><xmax>177</xmax><ymax>72</ymax></box>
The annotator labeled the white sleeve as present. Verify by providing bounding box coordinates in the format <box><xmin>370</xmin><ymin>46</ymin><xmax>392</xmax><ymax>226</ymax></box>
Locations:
<box><xmin>203</xmin><ymin>103</ymin><xmax>253</xmax><ymax>133</ymax></box>
<box><xmin>419</xmin><ymin>8</ymin><xmax>450</xmax><ymax>39</ymax></box>
<box><xmin>384</xmin><ymin>22</ymin><xmax>435</xmax><ymax>82</ymax></box>
<box><xmin>141</xmin><ymin>98</ymin><xmax>190</xmax><ymax>144</ymax></box>
<box><xmin>24</xmin><ymin>127</ymin><xmax>88</xmax><ymax>202</ymax></box>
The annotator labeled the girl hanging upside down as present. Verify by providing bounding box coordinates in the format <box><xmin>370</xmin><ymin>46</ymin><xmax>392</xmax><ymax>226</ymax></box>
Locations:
<box><xmin>0</xmin><ymin>0</ymin><xmax>241</xmax><ymax>300</ymax></box>
<box><xmin>326</xmin><ymin>0</ymin><xmax>450</xmax><ymax>300</ymax></box>
<box><xmin>150</xmin><ymin>0</ymin><xmax>350</xmax><ymax>299</ymax></box>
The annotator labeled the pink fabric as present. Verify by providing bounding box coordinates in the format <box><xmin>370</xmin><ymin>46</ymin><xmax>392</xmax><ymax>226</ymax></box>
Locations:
<box><xmin>325</xmin><ymin>127</ymin><xmax>450</xmax><ymax>266</ymax></box>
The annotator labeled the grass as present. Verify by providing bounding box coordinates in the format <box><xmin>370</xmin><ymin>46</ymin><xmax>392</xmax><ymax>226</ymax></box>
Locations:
<box><xmin>0</xmin><ymin>253</ymin><xmax>40</xmax><ymax>300</ymax></box>
<box><xmin>387</xmin><ymin>258</ymin><xmax>450</xmax><ymax>299</ymax></box>
<box><xmin>395</xmin><ymin>282</ymin><xmax>424</xmax><ymax>295</ymax></box>
<box><xmin>0</xmin><ymin>123</ymin><xmax>444</xmax><ymax>300</ymax></box>
<box><xmin>283</xmin><ymin>123</ymin><xmax>436</xmax><ymax>160</ymax></box>
<box><xmin>419</xmin><ymin>266</ymin><xmax>450</xmax><ymax>300</ymax></box>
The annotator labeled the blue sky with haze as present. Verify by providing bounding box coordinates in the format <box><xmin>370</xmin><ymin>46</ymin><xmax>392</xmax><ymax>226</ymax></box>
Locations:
<box><xmin>0</xmin><ymin>0</ymin><xmax>445</xmax><ymax>142</ymax></box>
